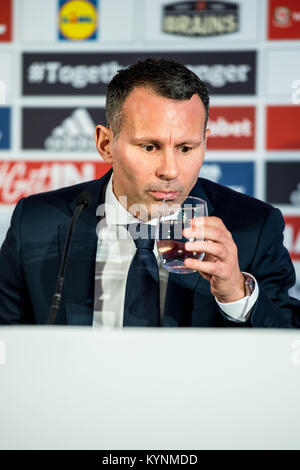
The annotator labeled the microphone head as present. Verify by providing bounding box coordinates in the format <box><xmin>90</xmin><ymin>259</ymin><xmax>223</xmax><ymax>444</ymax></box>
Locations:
<box><xmin>77</xmin><ymin>191</ymin><xmax>93</xmax><ymax>208</ymax></box>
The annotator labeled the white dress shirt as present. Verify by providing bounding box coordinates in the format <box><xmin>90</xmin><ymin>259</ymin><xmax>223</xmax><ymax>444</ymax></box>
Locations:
<box><xmin>93</xmin><ymin>175</ymin><xmax>259</xmax><ymax>327</ymax></box>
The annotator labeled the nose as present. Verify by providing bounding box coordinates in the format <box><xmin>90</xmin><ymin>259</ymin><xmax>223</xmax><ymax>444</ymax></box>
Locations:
<box><xmin>155</xmin><ymin>148</ymin><xmax>179</xmax><ymax>181</ymax></box>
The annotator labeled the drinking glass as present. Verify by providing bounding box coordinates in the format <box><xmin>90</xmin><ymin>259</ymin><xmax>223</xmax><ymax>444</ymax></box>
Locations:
<box><xmin>156</xmin><ymin>196</ymin><xmax>207</xmax><ymax>274</ymax></box>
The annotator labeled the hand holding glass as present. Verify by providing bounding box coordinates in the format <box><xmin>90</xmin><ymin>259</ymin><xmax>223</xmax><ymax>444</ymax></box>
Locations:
<box><xmin>156</xmin><ymin>196</ymin><xmax>208</xmax><ymax>274</ymax></box>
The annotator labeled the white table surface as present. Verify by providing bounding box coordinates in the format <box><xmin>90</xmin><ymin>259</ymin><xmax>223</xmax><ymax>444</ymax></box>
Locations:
<box><xmin>0</xmin><ymin>327</ymin><xmax>300</xmax><ymax>450</ymax></box>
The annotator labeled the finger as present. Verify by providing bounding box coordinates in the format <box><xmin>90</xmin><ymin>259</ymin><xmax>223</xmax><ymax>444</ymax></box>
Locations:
<box><xmin>195</xmin><ymin>271</ymin><xmax>212</xmax><ymax>282</ymax></box>
<box><xmin>185</xmin><ymin>240</ymin><xmax>225</xmax><ymax>260</ymax></box>
<box><xmin>184</xmin><ymin>258</ymin><xmax>223</xmax><ymax>277</ymax></box>
<box><xmin>192</xmin><ymin>216</ymin><xmax>227</xmax><ymax>230</ymax></box>
<box><xmin>183</xmin><ymin>226</ymin><xmax>229</xmax><ymax>243</ymax></box>
<box><xmin>191</xmin><ymin>217</ymin><xmax>232</xmax><ymax>241</ymax></box>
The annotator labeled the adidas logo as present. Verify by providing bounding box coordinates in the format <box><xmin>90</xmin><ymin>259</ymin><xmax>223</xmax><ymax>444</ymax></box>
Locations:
<box><xmin>44</xmin><ymin>108</ymin><xmax>96</xmax><ymax>151</ymax></box>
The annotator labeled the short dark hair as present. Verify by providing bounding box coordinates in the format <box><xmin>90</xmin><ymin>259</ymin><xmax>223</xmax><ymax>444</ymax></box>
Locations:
<box><xmin>105</xmin><ymin>58</ymin><xmax>209</xmax><ymax>138</ymax></box>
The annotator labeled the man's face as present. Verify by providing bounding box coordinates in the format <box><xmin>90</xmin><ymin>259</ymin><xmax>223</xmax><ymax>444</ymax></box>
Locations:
<box><xmin>97</xmin><ymin>86</ymin><xmax>209</xmax><ymax>220</ymax></box>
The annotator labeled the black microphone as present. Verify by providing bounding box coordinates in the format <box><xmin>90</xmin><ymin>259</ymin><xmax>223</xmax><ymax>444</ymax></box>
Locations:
<box><xmin>47</xmin><ymin>191</ymin><xmax>93</xmax><ymax>325</ymax></box>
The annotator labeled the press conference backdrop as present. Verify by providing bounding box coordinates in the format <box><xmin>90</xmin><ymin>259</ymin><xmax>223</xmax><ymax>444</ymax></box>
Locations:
<box><xmin>0</xmin><ymin>0</ymin><xmax>299</xmax><ymax>299</ymax></box>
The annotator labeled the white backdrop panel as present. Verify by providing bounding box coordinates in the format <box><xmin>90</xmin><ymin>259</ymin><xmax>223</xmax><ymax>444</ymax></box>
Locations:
<box><xmin>266</xmin><ymin>50</ymin><xmax>300</xmax><ymax>98</ymax></box>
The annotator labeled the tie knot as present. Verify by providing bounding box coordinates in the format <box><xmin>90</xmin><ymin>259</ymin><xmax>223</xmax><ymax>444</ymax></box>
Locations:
<box><xmin>127</xmin><ymin>223</ymin><xmax>155</xmax><ymax>251</ymax></box>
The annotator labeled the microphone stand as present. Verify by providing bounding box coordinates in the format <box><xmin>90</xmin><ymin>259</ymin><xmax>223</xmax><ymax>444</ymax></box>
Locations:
<box><xmin>47</xmin><ymin>194</ymin><xmax>91</xmax><ymax>325</ymax></box>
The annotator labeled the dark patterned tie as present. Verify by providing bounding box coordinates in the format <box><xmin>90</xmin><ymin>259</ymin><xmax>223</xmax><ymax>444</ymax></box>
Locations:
<box><xmin>123</xmin><ymin>223</ymin><xmax>160</xmax><ymax>327</ymax></box>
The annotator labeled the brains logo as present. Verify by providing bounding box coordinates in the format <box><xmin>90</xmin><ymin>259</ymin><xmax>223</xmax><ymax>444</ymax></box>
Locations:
<box><xmin>162</xmin><ymin>1</ymin><xmax>239</xmax><ymax>37</ymax></box>
<box><xmin>58</xmin><ymin>0</ymin><xmax>98</xmax><ymax>41</ymax></box>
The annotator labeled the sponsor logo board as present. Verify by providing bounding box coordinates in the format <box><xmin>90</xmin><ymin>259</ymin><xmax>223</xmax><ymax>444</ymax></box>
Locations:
<box><xmin>284</xmin><ymin>215</ymin><xmax>300</xmax><ymax>299</ymax></box>
<box><xmin>0</xmin><ymin>161</ymin><xmax>111</xmax><ymax>205</ymax></box>
<box><xmin>268</xmin><ymin>0</ymin><xmax>300</xmax><ymax>40</ymax></box>
<box><xmin>0</xmin><ymin>108</ymin><xmax>10</xmax><ymax>149</ymax></box>
<box><xmin>22</xmin><ymin>107</ymin><xmax>105</xmax><ymax>151</ymax></box>
<box><xmin>284</xmin><ymin>216</ymin><xmax>300</xmax><ymax>261</ymax></box>
<box><xmin>0</xmin><ymin>0</ymin><xmax>12</xmax><ymax>42</ymax></box>
<box><xmin>266</xmin><ymin>106</ymin><xmax>300</xmax><ymax>150</ymax></box>
<box><xmin>200</xmin><ymin>161</ymin><xmax>254</xmax><ymax>196</ymax></box>
<box><xmin>162</xmin><ymin>1</ymin><xmax>240</xmax><ymax>37</ymax></box>
<box><xmin>266</xmin><ymin>162</ymin><xmax>300</xmax><ymax>206</ymax></box>
<box><xmin>145</xmin><ymin>0</ymin><xmax>258</xmax><ymax>42</ymax></box>
<box><xmin>22</xmin><ymin>0</ymin><xmax>133</xmax><ymax>43</ymax></box>
<box><xmin>208</xmin><ymin>106</ymin><xmax>255</xmax><ymax>150</ymax></box>
<box><xmin>58</xmin><ymin>0</ymin><xmax>98</xmax><ymax>41</ymax></box>
<box><xmin>23</xmin><ymin>51</ymin><xmax>256</xmax><ymax>96</ymax></box>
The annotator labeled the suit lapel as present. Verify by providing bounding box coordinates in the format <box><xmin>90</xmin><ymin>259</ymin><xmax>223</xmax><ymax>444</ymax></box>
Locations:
<box><xmin>163</xmin><ymin>179</ymin><xmax>214</xmax><ymax>326</ymax></box>
<box><xmin>58</xmin><ymin>170</ymin><xmax>112</xmax><ymax>325</ymax></box>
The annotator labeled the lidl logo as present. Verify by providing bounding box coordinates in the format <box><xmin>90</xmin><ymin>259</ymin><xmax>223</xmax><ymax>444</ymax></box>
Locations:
<box><xmin>58</xmin><ymin>0</ymin><xmax>98</xmax><ymax>41</ymax></box>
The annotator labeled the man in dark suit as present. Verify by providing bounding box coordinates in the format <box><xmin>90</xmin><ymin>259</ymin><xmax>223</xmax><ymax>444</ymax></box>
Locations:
<box><xmin>0</xmin><ymin>58</ymin><xmax>299</xmax><ymax>326</ymax></box>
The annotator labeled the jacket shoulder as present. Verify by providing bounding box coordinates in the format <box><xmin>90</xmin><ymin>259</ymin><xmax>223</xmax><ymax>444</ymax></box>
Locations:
<box><xmin>24</xmin><ymin>176</ymin><xmax>104</xmax><ymax>206</ymax></box>
<box><xmin>199</xmin><ymin>177</ymin><xmax>275</xmax><ymax>218</ymax></box>
<box><xmin>11</xmin><ymin>170</ymin><xmax>112</xmax><ymax>233</ymax></box>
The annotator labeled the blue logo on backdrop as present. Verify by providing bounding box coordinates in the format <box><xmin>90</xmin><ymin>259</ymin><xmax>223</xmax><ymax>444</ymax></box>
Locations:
<box><xmin>0</xmin><ymin>107</ymin><xmax>10</xmax><ymax>149</ymax></box>
<box><xmin>200</xmin><ymin>162</ymin><xmax>254</xmax><ymax>196</ymax></box>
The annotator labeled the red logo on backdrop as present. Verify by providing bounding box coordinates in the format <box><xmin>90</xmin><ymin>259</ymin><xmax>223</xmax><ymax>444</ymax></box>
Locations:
<box><xmin>196</xmin><ymin>2</ymin><xmax>207</xmax><ymax>10</ymax></box>
<box><xmin>0</xmin><ymin>161</ymin><xmax>111</xmax><ymax>205</ymax></box>
<box><xmin>268</xmin><ymin>0</ymin><xmax>300</xmax><ymax>39</ymax></box>
<box><xmin>274</xmin><ymin>7</ymin><xmax>291</xmax><ymax>27</ymax></box>
<box><xmin>0</xmin><ymin>0</ymin><xmax>12</xmax><ymax>42</ymax></box>
<box><xmin>284</xmin><ymin>216</ymin><xmax>300</xmax><ymax>261</ymax></box>
<box><xmin>266</xmin><ymin>106</ymin><xmax>300</xmax><ymax>150</ymax></box>
<box><xmin>207</xmin><ymin>107</ymin><xmax>255</xmax><ymax>150</ymax></box>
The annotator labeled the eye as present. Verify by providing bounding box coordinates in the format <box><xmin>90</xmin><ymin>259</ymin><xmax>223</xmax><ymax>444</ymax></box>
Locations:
<box><xmin>140</xmin><ymin>144</ymin><xmax>158</xmax><ymax>152</ymax></box>
<box><xmin>178</xmin><ymin>145</ymin><xmax>192</xmax><ymax>154</ymax></box>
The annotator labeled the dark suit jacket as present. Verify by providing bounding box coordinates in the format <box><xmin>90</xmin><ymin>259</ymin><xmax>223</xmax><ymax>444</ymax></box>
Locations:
<box><xmin>0</xmin><ymin>169</ymin><xmax>299</xmax><ymax>327</ymax></box>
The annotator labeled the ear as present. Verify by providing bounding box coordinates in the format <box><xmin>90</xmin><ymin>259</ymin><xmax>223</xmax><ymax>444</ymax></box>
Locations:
<box><xmin>204</xmin><ymin>128</ymin><xmax>210</xmax><ymax>149</ymax></box>
<box><xmin>95</xmin><ymin>125</ymin><xmax>114</xmax><ymax>163</ymax></box>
